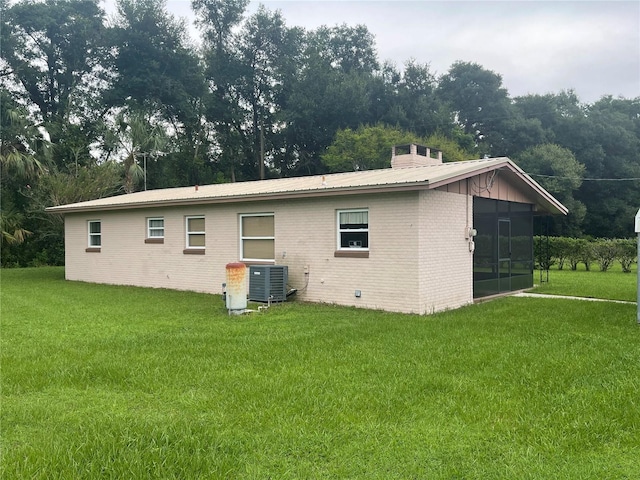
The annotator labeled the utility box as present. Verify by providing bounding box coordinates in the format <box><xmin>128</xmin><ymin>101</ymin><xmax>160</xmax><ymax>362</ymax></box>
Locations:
<box><xmin>225</xmin><ymin>262</ymin><xmax>247</xmax><ymax>312</ymax></box>
<box><xmin>249</xmin><ymin>265</ymin><xmax>288</xmax><ymax>302</ymax></box>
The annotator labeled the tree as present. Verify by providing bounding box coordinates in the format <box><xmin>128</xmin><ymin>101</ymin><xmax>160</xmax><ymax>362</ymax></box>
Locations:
<box><xmin>102</xmin><ymin>0</ymin><xmax>210</xmax><ymax>189</ymax></box>
<box><xmin>1</xmin><ymin>0</ymin><xmax>107</xmax><ymax>155</ymax></box>
<box><xmin>234</xmin><ymin>6</ymin><xmax>303</xmax><ymax>179</ymax></box>
<box><xmin>437</xmin><ymin>61</ymin><xmax>513</xmax><ymax>156</ymax></box>
<box><xmin>510</xmin><ymin>92</ymin><xmax>640</xmax><ymax>238</ymax></box>
<box><xmin>423</xmin><ymin>132</ymin><xmax>474</xmax><ymax>162</ymax></box>
<box><xmin>280</xmin><ymin>24</ymin><xmax>380</xmax><ymax>175</ymax></box>
<box><xmin>23</xmin><ymin>163</ymin><xmax>122</xmax><ymax>266</ymax></box>
<box><xmin>0</xmin><ymin>88</ymin><xmax>49</xmax><ymax>262</ymax></box>
<box><xmin>196</xmin><ymin>0</ymin><xmax>303</xmax><ymax>181</ymax></box>
<box><xmin>512</xmin><ymin>93</ymin><xmax>566</xmax><ymax>144</ymax></box>
<box><xmin>574</xmin><ymin>97</ymin><xmax>640</xmax><ymax>238</ymax></box>
<box><xmin>309</xmin><ymin>24</ymin><xmax>379</xmax><ymax>74</ymax></box>
<box><xmin>192</xmin><ymin>0</ymin><xmax>248</xmax><ymax>51</ymax></box>
<box><xmin>380</xmin><ymin>60</ymin><xmax>452</xmax><ymax>139</ymax></box>
<box><xmin>106</xmin><ymin>0</ymin><xmax>205</xmax><ymax>125</ymax></box>
<box><xmin>514</xmin><ymin>144</ymin><xmax>586</xmax><ymax>236</ymax></box>
<box><xmin>193</xmin><ymin>0</ymin><xmax>249</xmax><ymax>182</ymax></box>
<box><xmin>102</xmin><ymin>111</ymin><xmax>168</xmax><ymax>193</ymax></box>
<box><xmin>283</xmin><ymin>57</ymin><xmax>371</xmax><ymax>175</ymax></box>
<box><xmin>321</xmin><ymin>125</ymin><xmax>473</xmax><ymax>172</ymax></box>
<box><xmin>322</xmin><ymin>125</ymin><xmax>422</xmax><ymax>172</ymax></box>
<box><xmin>1</xmin><ymin>207</ymin><xmax>31</xmax><ymax>248</ymax></box>
<box><xmin>0</xmin><ymin>90</ymin><xmax>48</xmax><ymax>182</ymax></box>
<box><xmin>494</xmin><ymin>110</ymin><xmax>548</xmax><ymax>157</ymax></box>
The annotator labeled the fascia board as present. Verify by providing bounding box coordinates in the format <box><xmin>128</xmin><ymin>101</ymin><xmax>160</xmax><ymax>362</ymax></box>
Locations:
<box><xmin>45</xmin><ymin>182</ymin><xmax>433</xmax><ymax>214</ymax></box>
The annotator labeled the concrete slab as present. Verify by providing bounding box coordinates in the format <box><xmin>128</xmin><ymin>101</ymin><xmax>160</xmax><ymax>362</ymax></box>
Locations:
<box><xmin>514</xmin><ymin>292</ymin><xmax>636</xmax><ymax>305</ymax></box>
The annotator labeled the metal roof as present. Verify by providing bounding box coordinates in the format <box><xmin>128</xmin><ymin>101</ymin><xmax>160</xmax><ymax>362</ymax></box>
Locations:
<box><xmin>46</xmin><ymin>157</ymin><xmax>568</xmax><ymax>215</ymax></box>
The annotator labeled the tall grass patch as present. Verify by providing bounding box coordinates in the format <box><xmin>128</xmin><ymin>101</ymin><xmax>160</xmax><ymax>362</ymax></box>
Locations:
<box><xmin>2</xmin><ymin>267</ymin><xmax>639</xmax><ymax>478</ymax></box>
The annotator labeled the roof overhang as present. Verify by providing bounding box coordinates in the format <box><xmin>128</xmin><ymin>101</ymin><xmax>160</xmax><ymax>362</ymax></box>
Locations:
<box><xmin>45</xmin><ymin>158</ymin><xmax>567</xmax><ymax>216</ymax></box>
<box><xmin>428</xmin><ymin>158</ymin><xmax>568</xmax><ymax>215</ymax></box>
<box><xmin>45</xmin><ymin>182</ymin><xmax>435</xmax><ymax>214</ymax></box>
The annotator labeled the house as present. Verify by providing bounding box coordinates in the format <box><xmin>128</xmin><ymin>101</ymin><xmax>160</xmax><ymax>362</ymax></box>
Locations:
<box><xmin>46</xmin><ymin>144</ymin><xmax>567</xmax><ymax>314</ymax></box>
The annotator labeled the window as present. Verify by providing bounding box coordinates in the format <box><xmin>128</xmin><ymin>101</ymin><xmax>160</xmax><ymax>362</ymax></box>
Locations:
<box><xmin>87</xmin><ymin>220</ymin><xmax>101</xmax><ymax>251</ymax></box>
<box><xmin>185</xmin><ymin>216</ymin><xmax>205</xmax><ymax>252</ymax></box>
<box><xmin>146</xmin><ymin>217</ymin><xmax>164</xmax><ymax>243</ymax></box>
<box><xmin>88</xmin><ymin>220</ymin><xmax>101</xmax><ymax>246</ymax></box>
<box><xmin>337</xmin><ymin>209</ymin><xmax>368</xmax><ymax>251</ymax></box>
<box><xmin>240</xmin><ymin>214</ymin><xmax>274</xmax><ymax>262</ymax></box>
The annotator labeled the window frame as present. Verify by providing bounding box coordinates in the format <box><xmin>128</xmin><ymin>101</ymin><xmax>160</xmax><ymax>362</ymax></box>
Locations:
<box><xmin>87</xmin><ymin>220</ymin><xmax>101</xmax><ymax>251</ymax></box>
<box><xmin>146</xmin><ymin>217</ymin><xmax>165</xmax><ymax>243</ymax></box>
<box><xmin>239</xmin><ymin>213</ymin><xmax>275</xmax><ymax>263</ymax></box>
<box><xmin>184</xmin><ymin>215</ymin><xmax>205</xmax><ymax>253</ymax></box>
<box><xmin>336</xmin><ymin>209</ymin><xmax>369</xmax><ymax>257</ymax></box>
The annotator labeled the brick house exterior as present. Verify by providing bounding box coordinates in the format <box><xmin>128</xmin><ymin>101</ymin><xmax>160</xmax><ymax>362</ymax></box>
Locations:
<box><xmin>47</xmin><ymin>145</ymin><xmax>566</xmax><ymax>314</ymax></box>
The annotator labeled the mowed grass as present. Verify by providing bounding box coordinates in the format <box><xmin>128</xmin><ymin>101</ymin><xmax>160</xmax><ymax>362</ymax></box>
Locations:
<box><xmin>532</xmin><ymin>262</ymin><xmax>637</xmax><ymax>302</ymax></box>
<box><xmin>2</xmin><ymin>267</ymin><xmax>639</xmax><ymax>479</ymax></box>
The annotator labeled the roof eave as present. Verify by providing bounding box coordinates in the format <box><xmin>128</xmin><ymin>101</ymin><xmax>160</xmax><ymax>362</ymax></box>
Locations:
<box><xmin>428</xmin><ymin>159</ymin><xmax>568</xmax><ymax>216</ymax></box>
<box><xmin>45</xmin><ymin>159</ymin><xmax>568</xmax><ymax>216</ymax></box>
<box><xmin>501</xmin><ymin>162</ymin><xmax>568</xmax><ymax>215</ymax></box>
<box><xmin>45</xmin><ymin>181</ymin><xmax>433</xmax><ymax>214</ymax></box>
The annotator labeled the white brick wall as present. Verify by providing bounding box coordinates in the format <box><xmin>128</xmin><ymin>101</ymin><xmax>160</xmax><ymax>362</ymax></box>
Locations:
<box><xmin>64</xmin><ymin>190</ymin><xmax>475</xmax><ymax>314</ymax></box>
<box><xmin>262</xmin><ymin>193</ymin><xmax>421</xmax><ymax>313</ymax></box>
<box><xmin>418</xmin><ymin>190</ymin><xmax>474</xmax><ymax>314</ymax></box>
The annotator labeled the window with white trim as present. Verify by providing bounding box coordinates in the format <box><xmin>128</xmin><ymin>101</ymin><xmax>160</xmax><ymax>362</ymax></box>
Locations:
<box><xmin>240</xmin><ymin>214</ymin><xmax>274</xmax><ymax>262</ymax></box>
<box><xmin>185</xmin><ymin>216</ymin><xmax>205</xmax><ymax>249</ymax></box>
<box><xmin>337</xmin><ymin>209</ymin><xmax>368</xmax><ymax>250</ymax></box>
<box><xmin>147</xmin><ymin>217</ymin><xmax>164</xmax><ymax>239</ymax></box>
<box><xmin>88</xmin><ymin>220</ymin><xmax>101</xmax><ymax>247</ymax></box>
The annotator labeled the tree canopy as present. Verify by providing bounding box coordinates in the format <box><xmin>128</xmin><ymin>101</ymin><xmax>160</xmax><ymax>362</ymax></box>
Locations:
<box><xmin>514</xmin><ymin>144</ymin><xmax>586</xmax><ymax>237</ymax></box>
<box><xmin>1</xmin><ymin>0</ymin><xmax>638</xmax><ymax>266</ymax></box>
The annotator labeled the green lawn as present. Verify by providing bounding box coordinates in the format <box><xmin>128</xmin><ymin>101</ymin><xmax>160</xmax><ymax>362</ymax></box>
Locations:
<box><xmin>2</xmin><ymin>267</ymin><xmax>639</xmax><ymax>479</ymax></box>
<box><xmin>532</xmin><ymin>263</ymin><xmax>638</xmax><ymax>302</ymax></box>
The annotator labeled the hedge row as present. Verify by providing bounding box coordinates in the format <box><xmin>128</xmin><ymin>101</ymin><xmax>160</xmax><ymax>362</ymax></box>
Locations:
<box><xmin>534</xmin><ymin>236</ymin><xmax>638</xmax><ymax>273</ymax></box>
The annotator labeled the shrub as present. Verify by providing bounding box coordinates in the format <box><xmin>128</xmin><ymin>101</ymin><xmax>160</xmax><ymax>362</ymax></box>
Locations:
<box><xmin>533</xmin><ymin>236</ymin><xmax>555</xmax><ymax>269</ymax></box>
<box><xmin>551</xmin><ymin>236</ymin><xmax>574</xmax><ymax>270</ymax></box>
<box><xmin>567</xmin><ymin>238</ymin><xmax>588</xmax><ymax>270</ymax></box>
<box><xmin>529</xmin><ymin>235</ymin><xmax>636</xmax><ymax>272</ymax></box>
<box><xmin>579</xmin><ymin>240</ymin><xmax>594</xmax><ymax>271</ymax></box>
<box><xmin>615</xmin><ymin>238</ymin><xmax>637</xmax><ymax>273</ymax></box>
<box><xmin>592</xmin><ymin>239</ymin><xmax>618</xmax><ymax>272</ymax></box>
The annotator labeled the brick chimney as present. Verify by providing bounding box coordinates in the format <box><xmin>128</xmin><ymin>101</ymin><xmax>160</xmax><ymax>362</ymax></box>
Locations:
<box><xmin>391</xmin><ymin>144</ymin><xmax>443</xmax><ymax>168</ymax></box>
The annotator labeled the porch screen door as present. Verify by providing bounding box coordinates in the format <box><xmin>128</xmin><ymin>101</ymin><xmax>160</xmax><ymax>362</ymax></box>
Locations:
<box><xmin>498</xmin><ymin>219</ymin><xmax>511</xmax><ymax>292</ymax></box>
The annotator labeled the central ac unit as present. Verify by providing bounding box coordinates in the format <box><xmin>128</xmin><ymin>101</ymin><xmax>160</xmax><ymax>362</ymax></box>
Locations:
<box><xmin>249</xmin><ymin>265</ymin><xmax>288</xmax><ymax>302</ymax></box>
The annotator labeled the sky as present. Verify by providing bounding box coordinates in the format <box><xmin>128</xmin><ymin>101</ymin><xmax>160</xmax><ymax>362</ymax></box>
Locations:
<box><xmin>105</xmin><ymin>0</ymin><xmax>640</xmax><ymax>103</ymax></box>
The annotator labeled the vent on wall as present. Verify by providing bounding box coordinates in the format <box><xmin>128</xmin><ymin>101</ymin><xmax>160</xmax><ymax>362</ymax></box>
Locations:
<box><xmin>249</xmin><ymin>265</ymin><xmax>288</xmax><ymax>302</ymax></box>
